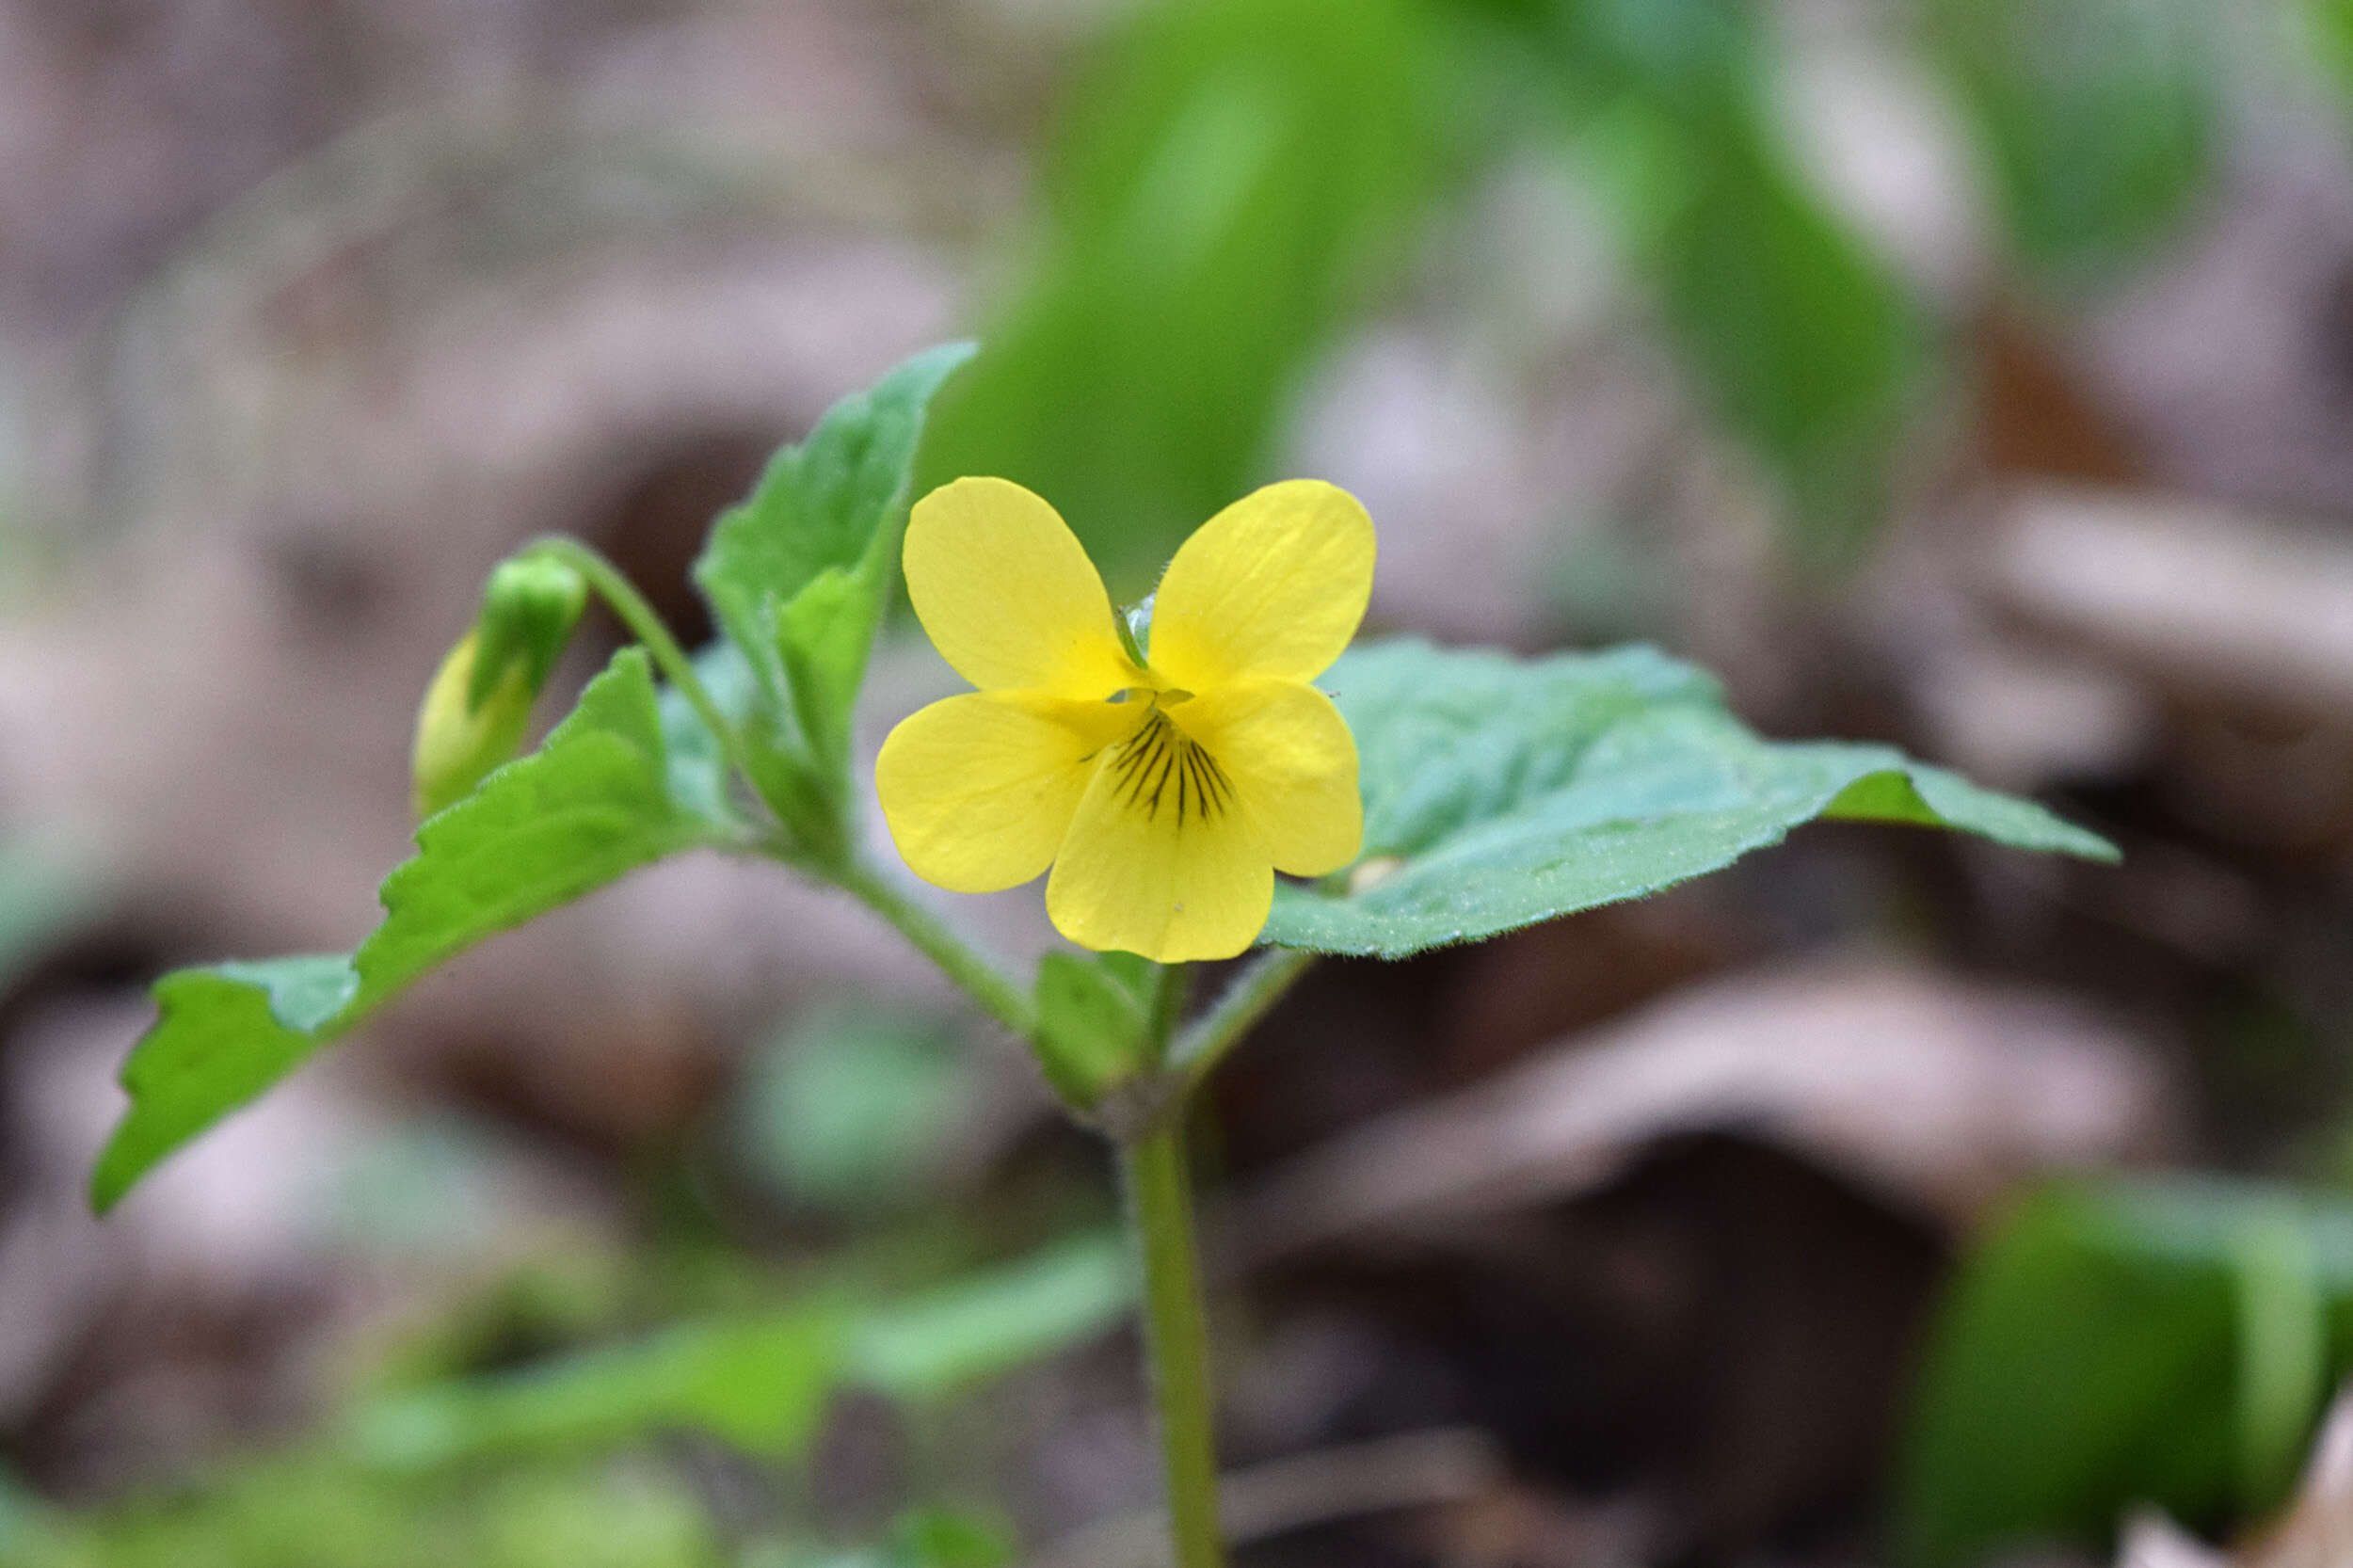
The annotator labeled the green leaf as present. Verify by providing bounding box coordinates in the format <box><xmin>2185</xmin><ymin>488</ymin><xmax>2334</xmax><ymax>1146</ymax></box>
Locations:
<box><xmin>1647</xmin><ymin>126</ymin><xmax>1929</xmax><ymax>566</ymax></box>
<box><xmin>0</xmin><ymin>1465</ymin><xmax>52</xmax><ymax>1561</ymax></box>
<box><xmin>92</xmin><ymin>955</ymin><xmax>360</xmax><ymax>1213</ymax></box>
<box><xmin>92</xmin><ymin>649</ymin><xmax>723</xmax><ymax>1211</ymax></box>
<box><xmin>734</xmin><ymin>1008</ymin><xmax>977</xmax><ymax>1219</ymax></box>
<box><xmin>1923</xmin><ymin>0</ymin><xmax>2211</xmax><ymax>278</ymax></box>
<box><xmin>1481</xmin><ymin>0</ymin><xmax>1927</xmax><ymax>563</ymax></box>
<box><xmin>884</xmin><ymin>1508</ymin><xmax>1016</xmax><ymax>1568</ymax></box>
<box><xmin>1262</xmin><ymin>639</ymin><xmax>2115</xmax><ymax>958</ymax></box>
<box><xmin>1577</xmin><ymin>96</ymin><xmax>1928</xmax><ymax>561</ymax></box>
<box><xmin>694</xmin><ymin>342</ymin><xmax>976</xmax><ymax>769</ymax></box>
<box><xmin>2317</xmin><ymin>0</ymin><xmax>2353</xmax><ymax>107</ymax></box>
<box><xmin>358</xmin><ymin>650</ymin><xmax>712</xmax><ymax>1002</ymax></box>
<box><xmin>918</xmin><ymin>0</ymin><xmax>1444</xmax><ymax>597</ymax></box>
<box><xmin>1031</xmin><ymin>953</ymin><xmax>1153</xmax><ymax>1109</ymax></box>
<box><xmin>8</xmin><ymin>1450</ymin><xmax>723</xmax><ymax>1568</ymax></box>
<box><xmin>1897</xmin><ymin>1177</ymin><xmax>2353</xmax><ymax>1568</ymax></box>
<box><xmin>656</xmin><ymin>639</ymin><xmax>760</xmax><ymax>836</ymax></box>
<box><xmin>349</xmin><ymin>1234</ymin><xmax>1129</xmax><ymax>1471</ymax></box>
<box><xmin>356</xmin><ymin>1308</ymin><xmax>848</xmax><ymax>1467</ymax></box>
<box><xmin>848</xmin><ymin>1232</ymin><xmax>1132</xmax><ymax>1401</ymax></box>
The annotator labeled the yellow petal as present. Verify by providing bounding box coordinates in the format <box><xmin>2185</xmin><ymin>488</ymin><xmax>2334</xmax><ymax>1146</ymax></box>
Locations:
<box><xmin>877</xmin><ymin>691</ymin><xmax>1137</xmax><ymax>893</ymax></box>
<box><xmin>412</xmin><ymin>632</ymin><xmax>535</xmax><ymax>819</ymax></box>
<box><xmin>1045</xmin><ymin>712</ymin><xmax>1273</xmax><ymax>962</ymax></box>
<box><xmin>1146</xmin><ymin>479</ymin><xmax>1375</xmax><ymax>690</ymax></box>
<box><xmin>1179</xmin><ymin>679</ymin><xmax>1362</xmax><ymax>877</ymax></box>
<box><xmin>904</xmin><ymin>477</ymin><xmax>1140</xmax><ymax>697</ymax></box>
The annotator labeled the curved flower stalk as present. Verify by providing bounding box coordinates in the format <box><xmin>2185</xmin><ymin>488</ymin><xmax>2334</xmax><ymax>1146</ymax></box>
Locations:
<box><xmin>876</xmin><ymin>476</ymin><xmax>1375</xmax><ymax>963</ymax></box>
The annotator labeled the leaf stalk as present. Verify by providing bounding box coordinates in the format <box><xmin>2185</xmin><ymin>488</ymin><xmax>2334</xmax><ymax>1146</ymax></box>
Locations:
<box><xmin>1170</xmin><ymin>947</ymin><xmax>1317</xmax><ymax>1090</ymax></box>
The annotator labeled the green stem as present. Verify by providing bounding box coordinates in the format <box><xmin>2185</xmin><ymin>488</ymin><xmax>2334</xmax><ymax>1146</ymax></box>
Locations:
<box><xmin>1169</xmin><ymin>947</ymin><xmax>1316</xmax><ymax>1090</ymax></box>
<box><xmin>519</xmin><ymin>536</ymin><xmax>749</xmax><ymax>783</ymax></box>
<box><xmin>535</xmin><ymin>533</ymin><xmax>1027</xmax><ymax>1037</ymax></box>
<box><xmin>1119</xmin><ymin>1122</ymin><xmax>1225</xmax><ymax>1568</ymax></box>
<box><xmin>834</xmin><ymin>856</ymin><xmax>1034</xmax><ymax>1039</ymax></box>
<box><xmin>1147</xmin><ymin>962</ymin><xmax>1191</xmax><ymax>1068</ymax></box>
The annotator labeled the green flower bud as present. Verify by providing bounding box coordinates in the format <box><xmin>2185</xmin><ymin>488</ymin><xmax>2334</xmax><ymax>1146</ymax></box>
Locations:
<box><xmin>469</xmin><ymin>555</ymin><xmax>589</xmax><ymax>709</ymax></box>
<box><xmin>411</xmin><ymin>554</ymin><xmax>589</xmax><ymax>819</ymax></box>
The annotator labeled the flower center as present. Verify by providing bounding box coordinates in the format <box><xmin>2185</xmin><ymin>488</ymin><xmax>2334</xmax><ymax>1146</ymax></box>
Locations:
<box><xmin>1107</xmin><ymin>684</ymin><xmax>1193</xmax><ymax>706</ymax></box>
<box><xmin>1104</xmin><ymin>706</ymin><xmax>1233</xmax><ymax>828</ymax></box>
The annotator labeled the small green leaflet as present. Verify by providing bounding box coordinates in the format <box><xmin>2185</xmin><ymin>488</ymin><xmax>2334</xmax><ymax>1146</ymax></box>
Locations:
<box><xmin>694</xmin><ymin>342</ymin><xmax>976</xmax><ymax>772</ymax></box>
<box><xmin>91</xmin><ymin>650</ymin><xmax>728</xmax><ymax>1212</ymax></box>
<box><xmin>1030</xmin><ymin>952</ymin><xmax>1155</xmax><ymax>1109</ymax></box>
<box><xmin>1262</xmin><ymin>640</ymin><xmax>2116</xmax><ymax>958</ymax></box>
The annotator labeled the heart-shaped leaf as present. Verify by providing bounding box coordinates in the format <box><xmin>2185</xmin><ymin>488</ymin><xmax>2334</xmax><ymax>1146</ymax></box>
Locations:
<box><xmin>1263</xmin><ymin>639</ymin><xmax>2115</xmax><ymax>958</ymax></box>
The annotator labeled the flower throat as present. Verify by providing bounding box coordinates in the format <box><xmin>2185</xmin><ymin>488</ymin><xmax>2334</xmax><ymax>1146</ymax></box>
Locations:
<box><xmin>1108</xmin><ymin>707</ymin><xmax>1235</xmax><ymax>827</ymax></box>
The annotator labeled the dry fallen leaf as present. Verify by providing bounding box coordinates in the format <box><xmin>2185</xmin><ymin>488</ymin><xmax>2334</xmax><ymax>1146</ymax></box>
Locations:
<box><xmin>1234</xmin><ymin>959</ymin><xmax>2170</xmax><ymax>1263</ymax></box>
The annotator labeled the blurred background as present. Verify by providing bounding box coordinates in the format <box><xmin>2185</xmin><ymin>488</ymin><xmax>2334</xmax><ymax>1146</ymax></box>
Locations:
<box><xmin>3</xmin><ymin>0</ymin><xmax>2353</xmax><ymax>1563</ymax></box>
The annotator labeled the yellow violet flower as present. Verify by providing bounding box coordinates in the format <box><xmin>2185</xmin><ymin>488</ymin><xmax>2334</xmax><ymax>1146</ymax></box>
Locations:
<box><xmin>877</xmin><ymin>477</ymin><xmax>1374</xmax><ymax>963</ymax></box>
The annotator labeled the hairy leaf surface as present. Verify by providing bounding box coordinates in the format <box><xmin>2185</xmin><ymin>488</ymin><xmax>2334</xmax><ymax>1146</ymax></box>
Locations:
<box><xmin>695</xmin><ymin>342</ymin><xmax>975</xmax><ymax>767</ymax></box>
<box><xmin>92</xmin><ymin>650</ymin><xmax>723</xmax><ymax>1210</ymax></box>
<box><xmin>1263</xmin><ymin>640</ymin><xmax>2115</xmax><ymax>957</ymax></box>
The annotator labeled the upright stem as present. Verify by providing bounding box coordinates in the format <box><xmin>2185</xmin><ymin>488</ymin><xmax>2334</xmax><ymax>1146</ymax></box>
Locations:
<box><xmin>1119</xmin><ymin>1123</ymin><xmax>1226</xmax><ymax>1568</ymax></box>
<box><xmin>1146</xmin><ymin>962</ymin><xmax>1190</xmax><ymax>1067</ymax></box>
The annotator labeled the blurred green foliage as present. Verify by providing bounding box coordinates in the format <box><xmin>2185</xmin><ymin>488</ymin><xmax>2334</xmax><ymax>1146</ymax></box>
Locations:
<box><xmin>354</xmin><ymin>1233</ymin><xmax>1127</xmax><ymax>1472</ymax></box>
<box><xmin>1506</xmin><ymin>0</ymin><xmax>1931</xmax><ymax>564</ymax></box>
<box><xmin>844</xmin><ymin>1233</ymin><xmax>1129</xmax><ymax>1400</ymax></box>
<box><xmin>1897</xmin><ymin>1177</ymin><xmax>2353</xmax><ymax>1568</ymax></box>
<box><xmin>920</xmin><ymin>0</ymin><xmax>1447</xmax><ymax>597</ymax></box>
<box><xmin>356</xmin><ymin>1307</ymin><xmax>849</xmax><ymax>1468</ymax></box>
<box><xmin>1602</xmin><ymin>104</ymin><xmax>1928</xmax><ymax>565</ymax></box>
<box><xmin>785</xmin><ymin>1509</ymin><xmax>1013</xmax><ymax>1568</ymax></box>
<box><xmin>14</xmin><ymin>1234</ymin><xmax>1121</xmax><ymax>1567</ymax></box>
<box><xmin>8</xmin><ymin>1456</ymin><xmax>724</xmax><ymax>1568</ymax></box>
<box><xmin>2317</xmin><ymin>0</ymin><xmax>2353</xmax><ymax>101</ymax></box>
<box><xmin>0</xmin><ymin>840</ymin><xmax>104</xmax><ymax>994</ymax></box>
<box><xmin>1924</xmin><ymin>0</ymin><xmax>2212</xmax><ymax>280</ymax></box>
<box><xmin>734</xmin><ymin>1009</ymin><xmax>980</xmax><ymax>1220</ymax></box>
<box><xmin>10</xmin><ymin>1459</ymin><xmax>1010</xmax><ymax>1568</ymax></box>
<box><xmin>929</xmin><ymin>0</ymin><xmax>2219</xmax><ymax>577</ymax></box>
